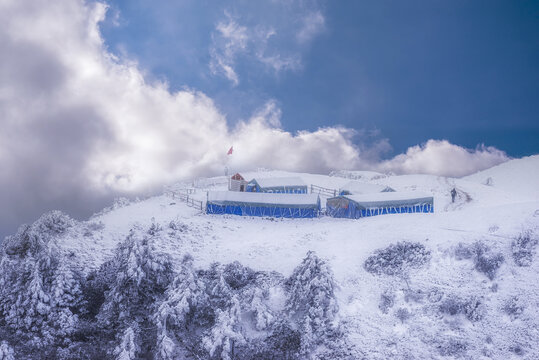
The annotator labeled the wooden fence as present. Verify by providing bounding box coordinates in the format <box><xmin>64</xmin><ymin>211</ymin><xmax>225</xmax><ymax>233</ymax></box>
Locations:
<box><xmin>166</xmin><ymin>190</ymin><xmax>204</xmax><ymax>212</ymax></box>
<box><xmin>310</xmin><ymin>184</ymin><xmax>337</xmax><ymax>198</ymax></box>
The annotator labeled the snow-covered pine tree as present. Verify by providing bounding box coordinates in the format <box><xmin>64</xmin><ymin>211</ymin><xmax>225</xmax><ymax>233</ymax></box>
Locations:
<box><xmin>286</xmin><ymin>251</ymin><xmax>339</xmax><ymax>355</ymax></box>
<box><xmin>114</xmin><ymin>326</ymin><xmax>139</xmax><ymax>360</ymax></box>
<box><xmin>51</xmin><ymin>258</ymin><xmax>83</xmax><ymax>310</ymax></box>
<box><xmin>250</xmin><ymin>287</ymin><xmax>274</xmax><ymax>331</ymax></box>
<box><xmin>0</xmin><ymin>341</ymin><xmax>15</xmax><ymax>360</ymax></box>
<box><xmin>49</xmin><ymin>257</ymin><xmax>83</xmax><ymax>341</ymax></box>
<box><xmin>13</xmin><ymin>258</ymin><xmax>53</xmax><ymax>347</ymax></box>
<box><xmin>154</xmin><ymin>255</ymin><xmax>207</xmax><ymax>359</ymax></box>
<box><xmin>202</xmin><ymin>295</ymin><xmax>245</xmax><ymax>360</ymax></box>
<box><xmin>0</xmin><ymin>211</ymin><xmax>87</xmax><ymax>352</ymax></box>
<box><xmin>98</xmin><ymin>226</ymin><xmax>174</xmax><ymax>357</ymax></box>
<box><xmin>204</xmin><ymin>263</ymin><xmax>234</xmax><ymax>311</ymax></box>
<box><xmin>155</xmin><ymin>332</ymin><xmax>176</xmax><ymax>360</ymax></box>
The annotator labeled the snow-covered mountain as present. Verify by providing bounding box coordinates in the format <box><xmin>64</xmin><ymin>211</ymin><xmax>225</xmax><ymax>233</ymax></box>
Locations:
<box><xmin>1</xmin><ymin>156</ymin><xmax>538</xmax><ymax>359</ymax></box>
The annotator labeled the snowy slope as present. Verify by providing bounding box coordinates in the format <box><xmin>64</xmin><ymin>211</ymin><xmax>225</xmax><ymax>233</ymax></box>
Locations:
<box><xmin>463</xmin><ymin>155</ymin><xmax>539</xmax><ymax>200</ymax></box>
<box><xmin>11</xmin><ymin>157</ymin><xmax>539</xmax><ymax>359</ymax></box>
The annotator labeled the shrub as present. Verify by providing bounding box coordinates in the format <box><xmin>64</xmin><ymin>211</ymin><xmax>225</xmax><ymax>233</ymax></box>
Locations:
<box><xmin>509</xmin><ymin>344</ymin><xmax>525</xmax><ymax>356</ymax></box>
<box><xmin>458</xmin><ymin>242</ymin><xmax>504</xmax><ymax>280</ymax></box>
<box><xmin>439</xmin><ymin>296</ymin><xmax>463</xmax><ymax>316</ymax></box>
<box><xmin>404</xmin><ymin>289</ymin><xmax>424</xmax><ymax>303</ymax></box>
<box><xmin>439</xmin><ymin>296</ymin><xmax>485</xmax><ymax>322</ymax></box>
<box><xmin>364</xmin><ymin>242</ymin><xmax>431</xmax><ymax>277</ymax></box>
<box><xmin>437</xmin><ymin>337</ymin><xmax>467</xmax><ymax>357</ymax></box>
<box><xmin>474</xmin><ymin>252</ymin><xmax>504</xmax><ymax>280</ymax></box>
<box><xmin>503</xmin><ymin>296</ymin><xmax>525</xmax><ymax>320</ymax></box>
<box><xmin>454</xmin><ymin>243</ymin><xmax>474</xmax><ymax>260</ymax></box>
<box><xmin>427</xmin><ymin>288</ymin><xmax>443</xmax><ymax>303</ymax></box>
<box><xmin>379</xmin><ymin>292</ymin><xmax>395</xmax><ymax>314</ymax></box>
<box><xmin>395</xmin><ymin>308</ymin><xmax>411</xmax><ymax>323</ymax></box>
<box><xmin>463</xmin><ymin>296</ymin><xmax>486</xmax><ymax>322</ymax></box>
<box><xmin>512</xmin><ymin>231</ymin><xmax>537</xmax><ymax>267</ymax></box>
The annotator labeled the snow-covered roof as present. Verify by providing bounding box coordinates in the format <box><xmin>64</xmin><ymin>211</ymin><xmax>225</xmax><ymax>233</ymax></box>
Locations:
<box><xmin>208</xmin><ymin>191</ymin><xmax>319</xmax><ymax>207</ymax></box>
<box><xmin>339</xmin><ymin>181</ymin><xmax>394</xmax><ymax>194</ymax></box>
<box><xmin>250</xmin><ymin>177</ymin><xmax>307</xmax><ymax>189</ymax></box>
<box><xmin>339</xmin><ymin>191</ymin><xmax>433</xmax><ymax>208</ymax></box>
<box><xmin>231</xmin><ymin>173</ymin><xmax>245</xmax><ymax>181</ymax></box>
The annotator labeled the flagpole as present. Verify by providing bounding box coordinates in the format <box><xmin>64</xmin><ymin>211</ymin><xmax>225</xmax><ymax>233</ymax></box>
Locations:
<box><xmin>226</xmin><ymin>145</ymin><xmax>233</xmax><ymax>189</ymax></box>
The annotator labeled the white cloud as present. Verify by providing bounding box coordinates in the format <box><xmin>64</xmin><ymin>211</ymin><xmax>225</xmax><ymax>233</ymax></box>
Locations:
<box><xmin>256</xmin><ymin>52</ymin><xmax>301</xmax><ymax>73</ymax></box>
<box><xmin>377</xmin><ymin>140</ymin><xmax>509</xmax><ymax>177</ymax></box>
<box><xmin>209</xmin><ymin>2</ymin><xmax>325</xmax><ymax>85</ymax></box>
<box><xmin>296</xmin><ymin>11</ymin><xmax>325</xmax><ymax>44</ymax></box>
<box><xmin>209</xmin><ymin>13</ymin><xmax>248</xmax><ymax>86</ymax></box>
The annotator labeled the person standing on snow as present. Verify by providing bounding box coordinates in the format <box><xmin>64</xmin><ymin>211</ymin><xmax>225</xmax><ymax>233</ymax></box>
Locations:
<box><xmin>451</xmin><ymin>188</ymin><xmax>457</xmax><ymax>203</ymax></box>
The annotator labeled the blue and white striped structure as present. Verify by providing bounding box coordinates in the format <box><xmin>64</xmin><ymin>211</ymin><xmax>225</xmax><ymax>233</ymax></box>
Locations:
<box><xmin>326</xmin><ymin>191</ymin><xmax>433</xmax><ymax>219</ymax></box>
<box><xmin>206</xmin><ymin>191</ymin><xmax>320</xmax><ymax>218</ymax></box>
<box><xmin>245</xmin><ymin>177</ymin><xmax>308</xmax><ymax>194</ymax></box>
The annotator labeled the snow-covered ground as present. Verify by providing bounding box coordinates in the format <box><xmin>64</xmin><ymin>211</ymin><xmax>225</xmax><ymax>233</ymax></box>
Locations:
<box><xmin>53</xmin><ymin>155</ymin><xmax>539</xmax><ymax>359</ymax></box>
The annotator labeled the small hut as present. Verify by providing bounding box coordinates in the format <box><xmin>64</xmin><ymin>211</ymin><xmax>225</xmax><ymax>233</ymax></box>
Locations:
<box><xmin>229</xmin><ymin>173</ymin><xmax>247</xmax><ymax>192</ymax></box>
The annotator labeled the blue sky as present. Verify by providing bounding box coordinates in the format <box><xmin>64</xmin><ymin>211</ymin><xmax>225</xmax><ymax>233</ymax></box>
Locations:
<box><xmin>101</xmin><ymin>0</ymin><xmax>539</xmax><ymax>157</ymax></box>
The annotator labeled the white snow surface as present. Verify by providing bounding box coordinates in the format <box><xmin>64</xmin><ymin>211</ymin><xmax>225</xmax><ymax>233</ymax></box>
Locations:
<box><xmin>342</xmin><ymin>191</ymin><xmax>433</xmax><ymax>206</ymax></box>
<box><xmin>463</xmin><ymin>154</ymin><xmax>539</xmax><ymax>200</ymax></box>
<box><xmin>55</xmin><ymin>157</ymin><xmax>539</xmax><ymax>359</ymax></box>
<box><xmin>248</xmin><ymin>176</ymin><xmax>307</xmax><ymax>188</ymax></box>
<box><xmin>339</xmin><ymin>180</ymin><xmax>394</xmax><ymax>194</ymax></box>
<box><xmin>207</xmin><ymin>191</ymin><xmax>320</xmax><ymax>206</ymax></box>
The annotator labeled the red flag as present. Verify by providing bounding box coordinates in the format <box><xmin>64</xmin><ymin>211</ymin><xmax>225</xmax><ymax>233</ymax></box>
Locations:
<box><xmin>227</xmin><ymin>146</ymin><xmax>233</xmax><ymax>155</ymax></box>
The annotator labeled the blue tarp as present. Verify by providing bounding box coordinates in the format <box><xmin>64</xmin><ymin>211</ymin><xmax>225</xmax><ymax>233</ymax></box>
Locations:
<box><xmin>326</xmin><ymin>192</ymin><xmax>434</xmax><ymax>219</ymax></box>
<box><xmin>207</xmin><ymin>204</ymin><xmax>319</xmax><ymax>218</ymax></box>
<box><xmin>206</xmin><ymin>191</ymin><xmax>320</xmax><ymax>218</ymax></box>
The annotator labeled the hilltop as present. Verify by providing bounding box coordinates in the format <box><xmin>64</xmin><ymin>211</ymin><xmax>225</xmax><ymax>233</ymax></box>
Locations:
<box><xmin>1</xmin><ymin>156</ymin><xmax>538</xmax><ymax>359</ymax></box>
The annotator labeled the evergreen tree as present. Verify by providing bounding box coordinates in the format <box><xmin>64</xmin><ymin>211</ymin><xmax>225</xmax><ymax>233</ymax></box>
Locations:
<box><xmin>154</xmin><ymin>255</ymin><xmax>207</xmax><ymax>359</ymax></box>
<box><xmin>0</xmin><ymin>212</ymin><xmax>86</xmax><ymax>351</ymax></box>
<box><xmin>202</xmin><ymin>296</ymin><xmax>245</xmax><ymax>360</ymax></box>
<box><xmin>286</xmin><ymin>251</ymin><xmax>339</xmax><ymax>355</ymax></box>
<box><xmin>205</xmin><ymin>263</ymin><xmax>234</xmax><ymax>310</ymax></box>
<box><xmin>49</xmin><ymin>258</ymin><xmax>83</xmax><ymax>341</ymax></box>
<box><xmin>98</xmin><ymin>227</ymin><xmax>174</xmax><ymax>357</ymax></box>
<box><xmin>3</xmin><ymin>258</ymin><xmax>54</xmax><ymax>347</ymax></box>
<box><xmin>250</xmin><ymin>287</ymin><xmax>274</xmax><ymax>331</ymax></box>
<box><xmin>155</xmin><ymin>332</ymin><xmax>176</xmax><ymax>360</ymax></box>
<box><xmin>114</xmin><ymin>326</ymin><xmax>138</xmax><ymax>360</ymax></box>
<box><xmin>0</xmin><ymin>342</ymin><xmax>14</xmax><ymax>360</ymax></box>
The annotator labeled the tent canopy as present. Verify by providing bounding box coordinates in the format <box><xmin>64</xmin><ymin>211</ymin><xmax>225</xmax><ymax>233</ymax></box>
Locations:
<box><xmin>206</xmin><ymin>191</ymin><xmax>320</xmax><ymax>218</ymax></box>
<box><xmin>246</xmin><ymin>177</ymin><xmax>307</xmax><ymax>193</ymax></box>
<box><xmin>340</xmin><ymin>191</ymin><xmax>433</xmax><ymax>209</ymax></box>
<box><xmin>208</xmin><ymin>191</ymin><xmax>319</xmax><ymax>208</ymax></box>
<box><xmin>339</xmin><ymin>181</ymin><xmax>394</xmax><ymax>195</ymax></box>
<box><xmin>326</xmin><ymin>191</ymin><xmax>434</xmax><ymax>218</ymax></box>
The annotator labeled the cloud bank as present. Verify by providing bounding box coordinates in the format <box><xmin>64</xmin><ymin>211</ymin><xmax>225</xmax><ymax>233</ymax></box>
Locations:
<box><xmin>377</xmin><ymin>140</ymin><xmax>509</xmax><ymax>177</ymax></box>
<box><xmin>0</xmin><ymin>0</ymin><xmax>508</xmax><ymax>238</ymax></box>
